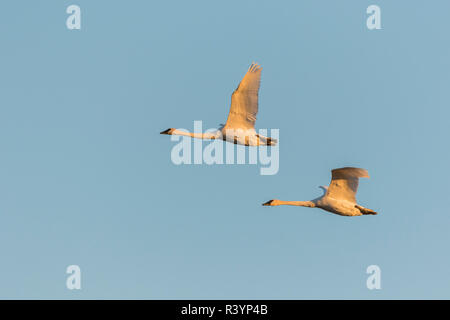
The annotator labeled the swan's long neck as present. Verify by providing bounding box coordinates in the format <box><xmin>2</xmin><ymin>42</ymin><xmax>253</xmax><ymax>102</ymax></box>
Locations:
<box><xmin>172</xmin><ymin>129</ymin><xmax>216</xmax><ymax>140</ymax></box>
<box><xmin>275</xmin><ymin>200</ymin><xmax>315</xmax><ymax>207</ymax></box>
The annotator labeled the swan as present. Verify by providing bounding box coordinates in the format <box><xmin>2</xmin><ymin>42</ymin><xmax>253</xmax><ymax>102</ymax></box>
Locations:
<box><xmin>263</xmin><ymin>167</ymin><xmax>378</xmax><ymax>216</ymax></box>
<box><xmin>160</xmin><ymin>62</ymin><xmax>277</xmax><ymax>146</ymax></box>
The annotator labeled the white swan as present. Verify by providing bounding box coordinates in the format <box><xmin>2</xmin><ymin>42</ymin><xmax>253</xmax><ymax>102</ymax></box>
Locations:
<box><xmin>160</xmin><ymin>63</ymin><xmax>277</xmax><ymax>146</ymax></box>
<box><xmin>263</xmin><ymin>167</ymin><xmax>378</xmax><ymax>216</ymax></box>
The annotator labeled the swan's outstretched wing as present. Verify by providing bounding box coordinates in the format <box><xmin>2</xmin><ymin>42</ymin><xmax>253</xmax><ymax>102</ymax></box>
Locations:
<box><xmin>224</xmin><ymin>63</ymin><xmax>262</xmax><ymax>130</ymax></box>
<box><xmin>325</xmin><ymin>167</ymin><xmax>370</xmax><ymax>203</ymax></box>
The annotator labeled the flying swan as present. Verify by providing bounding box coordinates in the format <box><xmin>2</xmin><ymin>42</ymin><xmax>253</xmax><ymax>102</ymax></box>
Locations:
<box><xmin>160</xmin><ymin>62</ymin><xmax>277</xmax><ymax>146</ymax></box>
<box><xmin>263</xmin><ymin>167</ymin><xmax>378</xmax><ymax>216</ymax></box>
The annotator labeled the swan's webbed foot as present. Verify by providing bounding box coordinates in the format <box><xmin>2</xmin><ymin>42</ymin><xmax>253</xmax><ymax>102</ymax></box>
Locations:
<box><xmin>355</xmin><ymin>204</ymin><xmax>378</xmax><ymax>215</ymax></box>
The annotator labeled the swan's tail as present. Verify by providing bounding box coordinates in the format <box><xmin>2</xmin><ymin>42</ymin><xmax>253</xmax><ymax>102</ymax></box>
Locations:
<box><xmin>160</xmin><ymin>128</ymin><xmax>175</xmax><ymax>135</ymax></box>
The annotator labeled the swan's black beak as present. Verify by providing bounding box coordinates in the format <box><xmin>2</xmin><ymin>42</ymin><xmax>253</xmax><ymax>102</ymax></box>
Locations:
<box><xmin>160</xmin><ymin>128</ymin><xmax>173</xmax><ymax>135</ymax></box>
<box><xmin>262</xmin><ymin>200</ymin><xmax>274</xmax><ymax>206</ymax></box>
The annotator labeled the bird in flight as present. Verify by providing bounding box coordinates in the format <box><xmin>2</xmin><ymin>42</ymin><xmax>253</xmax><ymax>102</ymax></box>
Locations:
<box><xmin>263</xmin><ymin>167</ymin><xmax>378</xmax><ymax>216</ymax></box>
<box><xmin>160</xmin><ymin>62</ymin><xmax>277</xmax><ymax>146</ymax></box>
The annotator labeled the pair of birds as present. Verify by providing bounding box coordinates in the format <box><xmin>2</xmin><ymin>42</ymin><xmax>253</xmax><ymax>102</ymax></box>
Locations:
<box><xmin>161</xmin><ymin>63</ymin><xmax>378</xmax><ymax>217</ymax></box>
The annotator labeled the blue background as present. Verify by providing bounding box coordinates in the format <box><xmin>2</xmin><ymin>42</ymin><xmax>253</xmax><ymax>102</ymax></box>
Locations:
<box><xmin>1</xmin><ymin>0</ymin><xmax>449</xmax><ymax>298</ymax></box>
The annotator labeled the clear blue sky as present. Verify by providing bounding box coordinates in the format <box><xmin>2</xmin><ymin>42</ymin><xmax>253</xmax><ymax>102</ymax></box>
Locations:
<box><xmin>1</xmin><ymin>0</ymin><xmax>449</xmax><ymax>299</ymax></box>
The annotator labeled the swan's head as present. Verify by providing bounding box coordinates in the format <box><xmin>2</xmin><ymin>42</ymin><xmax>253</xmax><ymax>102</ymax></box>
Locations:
<box><xmin>160</xmin><ymin>128</ymin><xmax>176</xmax><ymax>135</ymax></box>
<box><xmin>262</xmin><ymin>199</ymin><xmax>280</xmax><ymax>206</ymax></box>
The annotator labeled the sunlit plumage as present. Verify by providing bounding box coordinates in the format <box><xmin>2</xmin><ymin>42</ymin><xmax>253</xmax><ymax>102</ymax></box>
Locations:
<box><xmin>160</xmin><ymin>62</ymin><xmax>276</xmax><ymax>146</ymax></box>
<box><xmin>263</xmin><ymin>167</ymin><xmax>378</xmax><ymax>216</ymax></box>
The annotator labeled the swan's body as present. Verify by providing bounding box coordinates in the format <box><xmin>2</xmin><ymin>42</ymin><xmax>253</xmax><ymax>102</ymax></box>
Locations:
<box><xmin>160</xmin><ymin>63</ymin><xmax>277</xmax><ymax>146</ymax></box>
<box><xmin>263</xmin><ymin>167</ymin><xmax>378</xmax><ymax>217</ymax></box>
